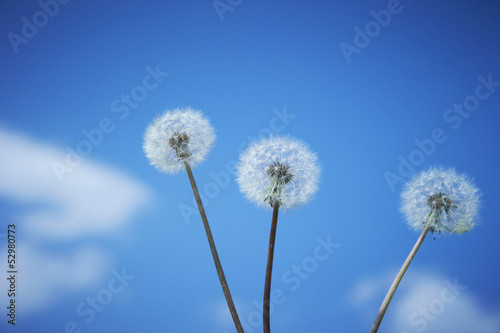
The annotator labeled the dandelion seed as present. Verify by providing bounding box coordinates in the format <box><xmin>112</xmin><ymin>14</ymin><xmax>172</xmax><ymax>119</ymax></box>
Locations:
<box><xmin>143</xmin><ymin>107</ymin><xmax>215</xmax><ymax>175</ymax></box>
<box><xmin>400</xmin><ymin>166</ymin><xmax>480</xmax><ymax>234</ymax></box>
<box><xmin>236</xmin><ymin>135</ymin><xmax>320</xmax><ymax>209</ymax></box>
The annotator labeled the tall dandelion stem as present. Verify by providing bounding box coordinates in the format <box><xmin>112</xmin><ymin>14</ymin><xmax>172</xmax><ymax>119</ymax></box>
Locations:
<box><xmin>236</xmin><ymin>136</ymin><xmax>321</xmax><ymax>332</ymax></box>
<box><xmin>369</xmin><ymin>167</ymin><xmax>481</xmax><ymax>332</ymax></box>
<box><xmin>370</xmin><ymin>210</ymin><xmax>435</xmax><ymax>333</ymax></box>
<box><xmin>263</xmin><ymin>204</ymin><xmax>280</xmax><ymax>333</ymax></box>
<box><xmin>183</xmin><ymin>161</ymin><xmax>244</xmax><ymax>333</ymax></box>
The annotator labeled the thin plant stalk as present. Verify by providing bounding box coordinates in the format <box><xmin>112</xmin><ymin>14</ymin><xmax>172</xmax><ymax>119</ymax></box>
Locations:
<box><xmin>263</xmin><ymin>204</ymin><xmax>280</xmax><ymax>333</ymax></box>
<box><xmin>183</xmin><ymin>161</ymin><xmax>244</xmax><ymax>333</ymax></box>
<box><xmin>370</xmin><ymin>210</ymin><xmax>435</xmax><ymax>333</ymax></box>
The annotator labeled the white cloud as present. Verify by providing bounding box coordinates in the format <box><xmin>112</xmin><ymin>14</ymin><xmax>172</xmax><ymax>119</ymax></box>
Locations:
<box><xmin>0</xmin><ymin>125</ymin><xmax>152</xmax><ymax>313</ymax></box>
<box><xmin>349</xmin><ymin>270</ymin><xmax>500</xmax><ymax>333</ymax></box>
<box><xmin>349</xmin><ymin>270</ymin><xmax>396</xmax><ymax>307</ymax></box>
<box><xmin>0</xmin><ymin>126</ymin><xmax>151</xmax><ymax>238</ymax></box>
<box><xmin>210</xmin><ymin>299</ymin><xmax>235</xmax><ymax>332</ymax></box>
<box><xmin>0</xmin><ymin>243</ymin><xmax>111</xmax><ymax>311</ymax></box>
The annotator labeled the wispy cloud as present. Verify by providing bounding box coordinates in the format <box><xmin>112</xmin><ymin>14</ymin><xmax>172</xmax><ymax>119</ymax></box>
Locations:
<box><xmin>0</xmin><ymin>125</ymin><xmax>152</xmax><ymax>312</ymax></box>
<box><xmin>0</xmin><ymin>126</ymin><xmax>151</xmax><ymax>238</ymax></box>
<box><xmin>349</xmin><ymin>270</ymin><xmax>500</xmax><ymax>333</ymax></box>
<box><xmin>11</xmin><ymin>244</ymin><xmax>111</xmax><ymax>310</ymax></box>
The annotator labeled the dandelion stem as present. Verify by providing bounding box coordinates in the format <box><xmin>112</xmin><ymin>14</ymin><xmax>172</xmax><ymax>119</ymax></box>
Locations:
<box><xmin>370</xmin><ymin>211</ymin><xmax>435</xmax><ymax>333</ymax></box>
<box><xmin>183</xmin><ymin>161</ymin><xmax>244</xmax><ymax>333</ymax></box>
<box><xmin>264</xmin><ymin>204</ymin><xmax>280</xmax><ymax>333</ymax></box>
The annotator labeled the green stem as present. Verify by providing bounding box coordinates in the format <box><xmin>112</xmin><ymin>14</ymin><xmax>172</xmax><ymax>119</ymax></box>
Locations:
<box><xmin>183</xmin><ymin>161</ymin><xmax>244</xmax><ymax>333</ymax></box>
<box><xmin>263</xmin><ymin>204</ymin><xmax>280</xmax><ymax>333</ymax></box>
<box><xmin>370</xmin><ymin>211</ymin><xmax>435</xmax><ymax>333</ymax></box>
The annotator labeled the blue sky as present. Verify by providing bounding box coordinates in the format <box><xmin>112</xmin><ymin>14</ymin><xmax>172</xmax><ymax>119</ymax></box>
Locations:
<box><xmin>1</xmin><ymin>0</ymin><xmax>500</xmax><ymax>332</ymax></box>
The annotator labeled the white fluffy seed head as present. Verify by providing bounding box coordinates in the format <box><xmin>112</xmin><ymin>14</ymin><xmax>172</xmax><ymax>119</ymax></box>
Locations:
<box><xmin>400</xmin><ymin>166</ymin><xmax>481</xmax><ymax>235</ymax></box>
<box><xmin>236</xmin><ymin>135</ymin><xmax>320</xmax><ymax>210</ymax></box>
<box><xmin>143</xmin><ymin>107</ymin><xmax>216</xmax><ymax>174</ymax></box>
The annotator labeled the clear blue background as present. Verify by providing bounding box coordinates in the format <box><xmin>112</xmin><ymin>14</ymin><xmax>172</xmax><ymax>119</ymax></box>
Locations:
<box><xmin>1</xmin><ymin>0</ymin><xmax>499</xmax><ymax>332</ymax></box>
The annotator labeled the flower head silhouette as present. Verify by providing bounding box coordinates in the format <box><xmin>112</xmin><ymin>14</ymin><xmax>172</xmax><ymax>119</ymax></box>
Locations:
<box><xmin>143</xmin><ymin>107</ymin><xmax>215</xmax><ymax>175</ymax></box>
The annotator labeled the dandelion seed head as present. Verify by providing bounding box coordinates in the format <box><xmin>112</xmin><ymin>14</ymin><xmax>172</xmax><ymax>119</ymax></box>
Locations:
<box><xmin>236</xmin><ymin>136</ymin><xmax>320</xmax><ymax>209</ymax></box>
<box><xmin>143</xmin><ymin>107</ymin><xmax>215</xmax><ymax>174</ymax></box>
<box><xmin>400</xmin><ymin>167</ymin><xmax>481</xmax><ymax>234</ymax></box>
